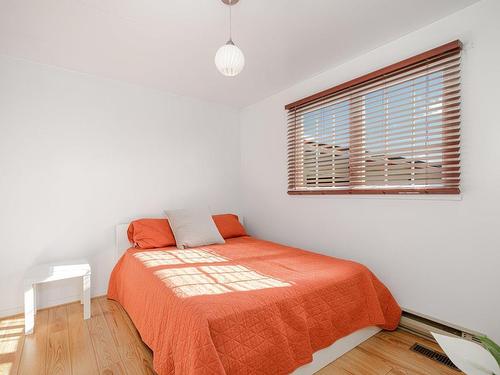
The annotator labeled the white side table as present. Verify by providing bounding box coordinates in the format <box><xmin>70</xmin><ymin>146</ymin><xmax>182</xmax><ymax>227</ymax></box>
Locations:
<box><xmin>24</xmin><ymin>259</ymin><xmax>91</xmax><ymax>334</ymax></box>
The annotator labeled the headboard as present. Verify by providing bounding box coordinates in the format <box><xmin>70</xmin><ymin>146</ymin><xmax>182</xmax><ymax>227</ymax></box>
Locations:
<box><xmin>115</xmin><ymin>223</ymin><xmax>131</xmax><ymax>260</ymax></box>
<box><xmin>115</xmin><ymin>216</ymin><xmax>244</xmax><ymax>260</ymax></box>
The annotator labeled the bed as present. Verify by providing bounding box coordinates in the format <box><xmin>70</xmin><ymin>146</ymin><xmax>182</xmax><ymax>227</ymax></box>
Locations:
<box><xmin>108</xmin><ymin>223</ymin><xmax>401</xmax><ymax>375</ymax></box>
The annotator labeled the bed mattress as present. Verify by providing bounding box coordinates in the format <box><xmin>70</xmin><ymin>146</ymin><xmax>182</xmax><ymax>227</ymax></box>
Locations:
<box><xmin>108</xmin><ymin>236</ymin><xmax>401</xmax><ymax>374</ymax></box>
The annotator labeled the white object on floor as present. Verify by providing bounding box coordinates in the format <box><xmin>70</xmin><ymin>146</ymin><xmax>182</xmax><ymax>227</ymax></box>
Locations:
<box><xmin>292</xmin><ymin>326</ymin><xmax>381</xmax><ymax>374</ymax></box>
<box><xmin>24</xmin><ymin>259</ymin><xmax>91</xmax><ymax>334</ymax></box>
<box><xmin>432</xmin><ymin>332</ymin><xmax>500</xmax><ymax>375</ymax></box>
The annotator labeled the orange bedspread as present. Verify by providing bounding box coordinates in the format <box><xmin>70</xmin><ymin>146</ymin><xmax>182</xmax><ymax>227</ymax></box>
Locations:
<box><xmin>108</xmin><ymin>236</ymin><xmax>401</xmax><ymax>374</ymax></box>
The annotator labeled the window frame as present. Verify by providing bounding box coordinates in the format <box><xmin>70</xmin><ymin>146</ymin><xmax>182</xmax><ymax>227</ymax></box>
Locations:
<box><xmin>286</xmin><ymin>40</ymin><xmax>462</xmax><ymax>195</ymax></box>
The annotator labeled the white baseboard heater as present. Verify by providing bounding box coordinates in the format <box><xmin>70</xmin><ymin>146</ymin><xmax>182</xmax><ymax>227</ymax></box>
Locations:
<box><xmin>399</xmin><ymin>309</ymin><xmax>483</xmax><ymax>344</ymax></box>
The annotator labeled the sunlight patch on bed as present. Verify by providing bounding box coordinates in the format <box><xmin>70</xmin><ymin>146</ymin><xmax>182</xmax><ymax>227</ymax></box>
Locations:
<box><xmin>154</xmin><ymin>265</ymin><xmax>291</xmax><ymax>297</ymax></box>
<box><xmin>134</xmin><ymin>249</ymin><xmax>228</xmax><ymax>267</ymax></box>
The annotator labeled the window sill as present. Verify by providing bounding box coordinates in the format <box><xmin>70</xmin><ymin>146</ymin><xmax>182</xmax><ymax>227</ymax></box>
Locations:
<box><xmin>287</xmin><ymin>188</ymin><xmax>462</xmax><ymax>201</ymax></box>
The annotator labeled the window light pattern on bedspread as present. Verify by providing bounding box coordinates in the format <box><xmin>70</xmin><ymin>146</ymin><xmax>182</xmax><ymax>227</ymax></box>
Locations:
<box><xmin>134</xmin><ymin>248</ymin><xmax>228</xmax><ymax>267</ymax></box>
<box><xmin>154</xmin><ymin>265</ymin><xmax>291</xmax><ymax>297</ymax></box>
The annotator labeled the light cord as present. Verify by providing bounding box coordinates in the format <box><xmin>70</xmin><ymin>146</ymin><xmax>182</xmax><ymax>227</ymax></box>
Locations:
<box><xmin>229</xmin><ymin>2</ymin><xmax>232</xmax><ymax>42</ymax></box>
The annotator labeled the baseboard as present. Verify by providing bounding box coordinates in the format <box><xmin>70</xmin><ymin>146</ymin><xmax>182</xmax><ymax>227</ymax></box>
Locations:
<box><xmin>400</xmin><ymin>307</ymin><xmax>483</xmax><ymax>343</ymax></box>
<box><xmin>0</xmin><ymin>290</ymin><xmax>107</xmax><ymax>319</ymax></box>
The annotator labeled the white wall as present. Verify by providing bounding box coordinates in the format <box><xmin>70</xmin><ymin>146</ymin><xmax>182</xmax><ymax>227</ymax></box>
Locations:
<box><xmin>240</xmin><ymin>0</ymin><xmax>500</xmax><ymax>341</ymax></box>
<box><xmin>1</xmin><ymin>0</ymin><xmax>498</xmax><ymax>343</ymax></box>
<box><xmin>0</xmin><ymin>56</ymin><xmax>241</xmax><ymax>316</ymax></box>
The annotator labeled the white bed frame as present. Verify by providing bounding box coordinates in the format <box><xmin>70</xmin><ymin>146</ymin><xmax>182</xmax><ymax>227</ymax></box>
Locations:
<box><xmin>116</xmin><ymin>223</ymin><xmax>132</xmax><ymax>259</ymax></box>
<box><xmin>114</xmin><ymin>223</ymin><xmax>380</xmax><ymax>374</ymax></box>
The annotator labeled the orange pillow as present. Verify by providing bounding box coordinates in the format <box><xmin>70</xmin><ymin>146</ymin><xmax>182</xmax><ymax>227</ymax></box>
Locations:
<box><xmin>212</xmin><ymin>214</ymin><xmax>247</xmax><ymax>239</ymax></box>
<box><xmin>127</xmin><ymin>219</ymin><xmax>176</xmax><ymax>249</ymax></box>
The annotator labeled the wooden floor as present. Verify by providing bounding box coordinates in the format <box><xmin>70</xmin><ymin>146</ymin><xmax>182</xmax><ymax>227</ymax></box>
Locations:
<box><xmin>0</xmin><ymin>296</ymin><xmax>460</xmax><ymax>375</ymax></box>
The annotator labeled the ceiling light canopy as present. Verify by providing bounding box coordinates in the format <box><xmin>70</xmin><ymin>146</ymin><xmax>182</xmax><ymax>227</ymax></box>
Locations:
<box><xmin>215</xmin><ymin>0</ymin><xmax>245</xmax><ymax>77</ymax></box>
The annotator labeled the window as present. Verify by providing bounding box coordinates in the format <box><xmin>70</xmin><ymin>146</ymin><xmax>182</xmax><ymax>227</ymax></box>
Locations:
<box><xmin>286</xmin><ymin>41</ymin><xmax>461</xmax><ymax>195</ymax></box>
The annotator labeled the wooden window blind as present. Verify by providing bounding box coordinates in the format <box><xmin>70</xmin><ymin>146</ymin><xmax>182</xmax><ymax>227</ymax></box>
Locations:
<box><xmin>286</xmin><ymin>41</ymin><xmax>462</xmax><ymax>195</ymax></box>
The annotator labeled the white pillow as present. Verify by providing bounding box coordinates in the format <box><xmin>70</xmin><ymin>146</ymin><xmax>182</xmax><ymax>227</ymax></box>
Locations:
<box><xmin>165</xmin><ymin>207</ymin><xmax>225</xmax><ymax>249</ymax></box>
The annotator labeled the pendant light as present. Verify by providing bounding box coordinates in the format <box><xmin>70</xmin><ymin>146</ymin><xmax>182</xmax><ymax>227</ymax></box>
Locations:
<box><xmin>215</xmin><ymin>0</ymin><xmax>245</xmax><ymax>77</ymax></box>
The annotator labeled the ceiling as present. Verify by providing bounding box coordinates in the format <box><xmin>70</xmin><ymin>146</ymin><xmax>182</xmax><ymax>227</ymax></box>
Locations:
<box><xmin>0</xmin><ymin>0</ymin><xmax>479</xmax><ymax>108</ymax></box>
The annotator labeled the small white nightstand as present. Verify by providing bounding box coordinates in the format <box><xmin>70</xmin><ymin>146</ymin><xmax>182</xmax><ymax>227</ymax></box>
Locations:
<box><xmin>24</xmin><ymin>259</ymin><xmax>91</xmax><ymax>334</ymax></box>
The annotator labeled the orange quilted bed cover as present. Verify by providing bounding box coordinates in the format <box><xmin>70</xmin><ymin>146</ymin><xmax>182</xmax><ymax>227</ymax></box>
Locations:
<box><xmin>108</xmin><ymin>236</ymin><xmax>401</xmax><ymax>374</ymax></box>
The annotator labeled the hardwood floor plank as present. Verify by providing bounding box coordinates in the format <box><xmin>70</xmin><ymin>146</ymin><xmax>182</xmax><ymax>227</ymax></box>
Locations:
<box><xmin>376</xmin><ymin>329</ymin><xmax>446</xmax><ymax>353</ymax></box>
<box><xmin>99</xmin><ymin>298</ymin><xmax>154</xmax><ymax>375</ymax></box>
<box><xmin>87</xmin><ymin>298</ymin><xmax>126</xmax><ymax>374</ymax></box>
<box><xmin>0</xmin><ymin>315</ymin><xmax>25</xmax><ymax>375</ymax></box>
<box><xmin>328</xmin><ymin>346</ymin><xmax>393</xmax><ymax>375</ymax></box>
<box><xmin>45</xmin><ymin>305</ymin><xmax>71</xmax><ymax>375</ymax></box>
<box><xmin>381</xmin><ymin>330</ymin><xmax>460</xmax><ymax>375</ymax></box>
<box><xmin>358</xmin><ymin>330</ymin><xmax>460</xmax><ymax>375</ymax></box>
<box><xmin>386</xmin><ymin>369</ymin><xmax>410</xmax><ymax>375</ymax></box>
<box><xmin>315</xmin><ymin>360</ymin><xmax>356</xmax><ymax>374</ymax></box>
<box><xmin>67</xmin><ymin>302</ymin><xmax>99</xmax><ymax>375</ymax></box>
<box><xmin>18</xmin><ymin>310</ymin><xmax>49</xmax><ymax>375</ymax></box>
<box><xmin>110</xmin><ymin>299</ymin><xmax>154</xmax><ymax>371</ymax></box>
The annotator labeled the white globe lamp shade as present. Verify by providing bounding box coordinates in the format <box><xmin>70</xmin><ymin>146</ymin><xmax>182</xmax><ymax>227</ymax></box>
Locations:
<box><xmin>215</xmin><ymin>41</ymin><xmax>245</xmax><ymax>77</ymax></box>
